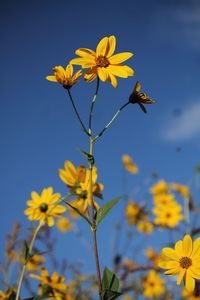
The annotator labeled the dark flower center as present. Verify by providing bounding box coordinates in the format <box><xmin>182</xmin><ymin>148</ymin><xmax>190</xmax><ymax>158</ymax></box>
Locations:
<box><xmin>39</xmin><ymin>203</ymin><xmax>48</xmax><ymax>213</ymax></box>
<box><xmin>179</xmin><ymin>257</ymin><xmax>192</xmax><ymax>269</ymax></box>
<box><xmin>80</xmin><ymin>191</ymin><xmax>87</xmax><ymax>200</ymax></box>
<box><xmin>96</xmin><ymin>56</ymin><xmax>109</xmax><ymax>68</ymax></box>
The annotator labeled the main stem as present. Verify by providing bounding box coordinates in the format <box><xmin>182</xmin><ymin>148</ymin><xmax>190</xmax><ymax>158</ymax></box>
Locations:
<box><xmin>16</xmin><ymin>223</ymin><xmax>42</xmax><ymax>300</ymax></box>
<box><xmin>89</xmin><ymin>137</ymin><xmax>102</xmax><ymax>294</ymax></box>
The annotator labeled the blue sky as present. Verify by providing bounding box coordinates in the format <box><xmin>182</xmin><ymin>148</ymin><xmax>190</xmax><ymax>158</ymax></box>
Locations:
<box><xmin>1</xmin><ymin>0</ymin><xmax>200</xmax><ymax>296</ymax></box>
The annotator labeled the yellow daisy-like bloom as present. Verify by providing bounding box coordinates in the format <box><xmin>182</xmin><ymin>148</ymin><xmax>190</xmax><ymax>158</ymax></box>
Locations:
<box><xmin>57</xmin><ymin>217</ymin><xmax>73</xmax><ymax>233</ymax></box>
<box><xmin>153</xmin><ymin>193</ymin><xmax>175</xmax><ymax>207</ymax></box>
<box><xmin>122</xmin><ymin>154</ymin><xmax>139</xmax><ymax>174</ymax></box>
<box><xmin>150</xmin><ymin>180</ymin><xmax>169</xmax><ymax>196</ymax></box>
<box><xmin>70</xmin><ymin>35</ymin><xmax>134</xmax><ymax>88</ymax></box>
<box><xmin>26</xmin><ymin>254</ymin><xmax>45</xmax><ymax>272</ymax></box>
<box><xmin>152</xmin><ymin>201</ymin><xmax>184</xmax><ymax>228</ymax></box>
<box><xmin>170</xmin><ymin>182</ymin><xmax>190</xmax><ymax>199</ymax></box>
<box><xmin>46</xmin><ymin>64</ymin><xmax>82</xmax><ymax>89</ymax></box>
<box><xmin>30</xmin><ymin>268</ymin><xmax>67</xmax><ymax>296</ymax></box>
<box><xmin>159</xmin><ymin>235</ymin><xmax>200</xmax><ymax>292</ymax></box>
<box><xmin>59</xmin><ymin>161</ymin><xmax>86</xmax><ymax>189</ymax></box>
<box><xmin>24</xmin><ymin>187</ymin><xmax>66</xmax><ymax>227</ymax></box>
<box><xmin>143</xmin><ymin>270</ymin><xmax>165</xmax><ymax>298</ymax></box>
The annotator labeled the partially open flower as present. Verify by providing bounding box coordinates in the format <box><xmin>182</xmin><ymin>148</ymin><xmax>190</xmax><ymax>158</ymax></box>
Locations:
<box><xmin>46</xmin><ymin>64</ymin><xmax>82</xmax><ymax>89</ymax></box>
<box><xmin>129</xmin><ymin>81</ymin><xmax>155</xmax><ymax>113</ymax></box>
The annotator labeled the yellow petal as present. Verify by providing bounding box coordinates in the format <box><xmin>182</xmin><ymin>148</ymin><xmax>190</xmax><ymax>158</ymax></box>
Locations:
<box><xmin>75</xmin><ymin>48</ymin><xmax>95</xmax><ymax>58</ymax></box>
<box><xmin>46</xmin><ymin>75</ymin><xmax>58</xmax><ymax>82</ymax></box>
<box><xmin>162</xmin><ymin>248</ymin><xmax>179</xmax><ymax>261</ymax></box>
<box><xmin>65</xmin><ymin>64</ymin><xmax>73</xmax><ymax>77</ymax></box>
<box><xmin>47</xmin><ymin>216</ymin><xmax>54</xmax><ymax>227</ymax></box>
<box><xmin>161</xmin><ymin>261</ymin><xmax>179</xmax><ymax>269</ymax></box>
<box><xmin>109</xmin><ymin>52</ymin><xmax>133</xmax><ymax>64</ymax></box>
<box><xmin>106</xmin><ymin>36</ymin><xmax>116</xmax><ymax>57</ymax></box>
<box><xmin>70</xmin><ymin>58</ymin><xmax>95</xmax><ymax>68</ymax></box>
<box><xmin>134</xmin><ymin>81</ymin><xmax>141</xmax><ymax>93</ymax></box>
<box><xmin>108</xmin><ymin>73</ymin><xmax>118</xmax><ymax>88</ymax></box>
<box><xmin>53</xmin><ymin>205</ymin><xmax>66</xmax><ymax>213</ymax></box>
<box><xmin>189</xmin><ymin>267</ymin><xmax>200</xmax><ymax>279</ymax></box>
<box><xmin>183</xmin><ymin>235</ymin><xmax>193</xmax><ymax>257</ymax></box>
<box><xmin>97</xmin><ymin>67</ymin><xmax>108</xmax><ymax>82</ymax></box>
<box><xmin>191</xmin><ymin>237</ymin><xmax>200</xmax><ymax>258</ymax></box>
<box><xmin>96</xmin><ymin>36</ymin><xmax>109</xmax><ymax>57</ymax></box>
<box><xmin>31</xmin><ymin>191</ymin><xmax>41</xmax><ymax>202</ymax></box>
<box><xmin>107</xmin><ymin>65</ymin><xmax>129</xmax><ymax>78</ymax></box>
<box><xmin>84</xmin><ymin>67</ymin><xmax>97</xmax><ymax>82</ymax></box>
<box><xmin>175</xmin><ymin>240</ymin><xmax>183</xmax><ymax>257</ymax></box>
<box><xmin>122</xmin><ymin>65</ymin><xmax>134</xmax><ymax>76</ymax></box>
<box><xmin>164</xmin><ymin>268</ymin><xmax>180</xmax><ymax>275</ymax></box>
<box><xmin>177</xmin><ymin>268</ymin><xmax>186</xmax><ymax>285</ymax></box>
<box><xmin>185</xmin><ymin>270</ymin><xmax>195</xmax><ymax>292</ymax></box>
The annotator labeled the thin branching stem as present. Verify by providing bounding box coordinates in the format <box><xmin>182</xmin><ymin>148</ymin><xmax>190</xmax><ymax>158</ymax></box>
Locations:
<box><xmin>88</xmin><ymin>78</ymin><xmax>100</xmax><ymax>135</ymax></box>
<box><xmin>67</xmin><ymin>89</ymin><xmax>90</xmax><ymax>136</ymax></box>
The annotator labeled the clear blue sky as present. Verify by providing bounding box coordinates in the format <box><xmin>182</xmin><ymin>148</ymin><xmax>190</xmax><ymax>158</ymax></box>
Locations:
<box><xmin>1</xmin><ymin>0</ymin><xmax>200</xmax><ymax>295</ymax></box>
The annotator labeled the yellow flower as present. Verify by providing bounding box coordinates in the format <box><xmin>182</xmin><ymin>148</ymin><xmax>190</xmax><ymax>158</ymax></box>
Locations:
<box><xmin>150</xmin><ymin>180</ymin><xmax>169</xmax><ymax>196</ymax></box>
<box><xmin>152</xmin><ymin>201</ymin><xmax>183</xmax><ymax>228</ymax></box>
<box><xmin>125</xmin><ymin>201</ymin><xmax>146</xmax><ymax>225</ymax></box>
<box><xmin>59</xmin><ymin>161</ymin><xmax>103</xmax><ymax>216</ymax></box>
<box><xmin>123</xmin><ymin>258</ymin><xmax>136</xmax><ymax>272</ymax></box>
<box><xmin>30</xmin><ymin>268</ymin><xmax>67</xmax><ymax>296</ymax></box>
<box><xmin>129</xmin><ymin>81</ymin><xmax>155</xmax><ymax>113</ymax></box>
<box><xmin>0</xmin><ymin>288</ymin><xmax>16</xmax><ymax>300</ymax></box>
<box><xmin>159</xmin><ymin>235</ymin><xmax>200</xmax><ymax>292</ymax></box>
<box><xmin>57</xmin><ymin>217</ymin><xmax>73</xmax><ymax>233</ymax></box>
<box><xmin>70</xmin><ymin>35</ymin><xmax>134</xmax><ymax>88</ymax></box>
<box><xmin>170</xmin><ymin>182</ymin><xmax>190</xmax><ymax>199</ymax></box>
<box><xmin>24</xmin><ymin>187</ymin><xmax>66</xmax><ymax>226</ymax></box>
<box><xmin>46</xmin><ymin>64</ymin><xmax>82</xmax><ymax>89</ymax></box>
<box><xmin>137</xmin><ymin>219</ymin><xmax>154</xmax><ymax>235</ymax></box>
<box><xmin>182</xmin><ymin>286</ymin><xmax>200</xmax><ymax>299</ymax></box>
<box><xmin>143</xmin><ymin>270</ymin><xmax>165</xmax><ymax>298</ymax></box>
<box><xmin>26</xmin><ymin>254</ymin><xmax>45</xmax><ymax>272</ymax></box>
<box><xmin>122</xmin><ymin>154</ymin><xmax>138</xmax><ymax>174</ymax></box>
<box><xmin>153</xmin><ymin>193</ymin><xmax>175</xmax><ymax>207</ymax></box>
<box><xmin>145</xmin><ymin>248</ymin><xmax>167</xmax><ymax>268</ymax></box>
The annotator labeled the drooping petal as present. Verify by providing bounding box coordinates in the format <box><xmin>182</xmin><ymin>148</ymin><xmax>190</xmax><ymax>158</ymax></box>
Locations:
<box><xmin>84</xmin><ymin>67</ymin><xmax>98</xmax><ymax>82</ymax></box>
<box><xmin>183</xmin><ymin>235</ymin><xmax>193</xmax><ymax>257</ymax></box>
<box><xmin>46</xmin><ymin>75</ymin><xmax>58</xmax><ymax>82</ymax></box>
<box><xmin>106</xmin><ymin>36</ymin><xmax>116</xmax><ymax>57</ymax></box>
<box><xmin>75</xmin><ymin>48</ymin><xmax>96</xmax><ymax>58</ymax></box>
<box><xmin>162</xmin><ymin>248</ymin><xmax>179</xmax><ymax>261</ymax></box>
<box><xmin>177</xmin><ymin>268</ymin><xmax>186</xmax><ymax>285</ymax></box>
<box><xmin>96</xmin><ymin>36</ymin><xmax>109</xmax><ymax>57</ymax></box>
<box><xmin>185</xmin><ymin>270</ymin><xmax>195</xmax><ymax>292</ymax></box>
<box><xmin>72</xmin><ymin>70</ymin><xmax>82</xmax><ymax>81</ymax></box>
<box><xmin>109</xmin><ymin>52</ymin><xmax>133</xmax><ymax>64</ymax></box>
<box><xmin>108</xmin><ymin>73</ymin><xmax>118</xmax><ymax>88</ymax></box>
<box><xmin>164</xmin><ymin>268</ymin><xmax>180</xmax><ymax>275</ymax></box>
<box><xmin>97</xmin><ymin>67</ymin><xmax>108</xmax><ymax>82</ymax></box>
<box><xmin>47</xmin><ymin>216</ymin><xmax>55</xmax><ymax>227</ymax></box>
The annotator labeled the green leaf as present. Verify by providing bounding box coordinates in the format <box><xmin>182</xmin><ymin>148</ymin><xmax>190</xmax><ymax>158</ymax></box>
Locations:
<box><xmin>61</xmin><ymin>196</ymin><xmax>92</xmax><ymax>227</ymax></box>
<box><xmin>95</xmin><ymin>196</ymin><xmax>122</xmax><ymax>226</ymax></box>
<box><xmin>102</xmin><ymin>267</ymin><xmax>119</xmax><ymax>291</ymax></box>
<box><xmin>23</xmin><ymin>240</ymin><xmax>30</xmax><ymax>262</ymax></box>
<box><xmin>100</xmin><ymin>290</ymin><xmax>122</xmax><ymax>300</ymax></box>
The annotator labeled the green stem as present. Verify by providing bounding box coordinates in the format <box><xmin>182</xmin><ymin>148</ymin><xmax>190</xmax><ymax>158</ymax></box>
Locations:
<box><xmin>16</xmin><ymin>223</ymin><xmax>42</xmax><ymax>300</ymax></box>
<box><xmin>89</xmin><ymin>137</ymin><xmax>102</xmax><ymax>294</ymax></box>
<box><xmin>67</xmin><ymin>89</ymin><xmax>90</xmax><ymax>136</ymax></box>
<box><xmin>88</xmin><ymin>78</ymin><xmax>100</xmax><ymax>135</ymax></box>
<box><xmin>93</xmin><ymin>102</ymin><xmax>129</xmax><ymax>142</ymax></box>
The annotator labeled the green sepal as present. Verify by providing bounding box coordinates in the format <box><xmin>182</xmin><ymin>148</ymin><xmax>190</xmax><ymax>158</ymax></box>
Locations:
<box><xmin>95</xmin><ymin>196</ymin><xmax>122</xmax><ymax>226</ymax></box>
<box><xmin>61</xmin><ymin>196</ymin><xmax>92</xmax><ymax>227</ymax></box>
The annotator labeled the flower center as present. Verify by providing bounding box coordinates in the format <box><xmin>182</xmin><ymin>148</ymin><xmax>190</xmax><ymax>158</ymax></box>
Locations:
<box><xmin>96</xmin><ymin>56</ymin><xmax>109</xmax><ymax>68</ymax></box>
<box><xmin>39</xmin><ymin>203</ymin><xmax>48</xmax><ymax>213</ymax></box>
<box><xmin>179</xmin><ymin>257</ymin><xmax>192</xmax><ymax>269</ymax></box>
<box><xmin>80</xmin><ymin>191</ymin><xmax>87</xmax><ymax>200</ymax></box>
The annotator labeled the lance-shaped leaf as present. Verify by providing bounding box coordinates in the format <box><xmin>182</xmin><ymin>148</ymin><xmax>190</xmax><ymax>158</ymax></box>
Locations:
<box><xmin>100</xmin><ymin>267</ymin><xmax>122</xmax><ymax>300</ymax></box>
<box><xmin>61</xmin><ymin>196</ymin><xmax>92</xmax><ymax>227</ymax></box>
<box><xmin>95</xmin><ymin>196</ymin><xmax>122</xmax><ymax>226</ymax></box>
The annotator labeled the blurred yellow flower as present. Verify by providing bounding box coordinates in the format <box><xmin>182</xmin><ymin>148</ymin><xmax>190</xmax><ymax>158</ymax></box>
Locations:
<box><xmin>182</xmin><ymin>286</ymin><xmax>200</xmax><ymax>299</ymax></box>
<box><xmin>159</xmin><ymin>235</ymin><xmax>200</xmax><ymax>292</ymax></box>
<box><xmin>152</xmin><ymin>201</ymin><xmax>183</xmax><ymax>228</ymax></box>
<box><xmin>123</xmin><ymin>258</ymin><xmax>136</xmax><ymax>272</ymax></box>
<box><xmin>143</xmin><ymin>270</ymin><xmax>165</xmax><ymax>298</ymax></box>
<box><xmin>145</xmin><ymin>248</ymin><xmax>167</xmax><ymax>268</ymax></box>
<box><xmin>122</xmin><ymin>154</ymin><xmax>138</xmax><ymax>174</ymax></box>
<box><xmin>153</xmin><ymin>193</ymin><xmax>175</xmax><ymax>207</ymax></box>
<box><xmin>170</xmin><ymin>182</ymin><xmax>190</xmax><ymax>199</ymax></box>
<box><xmin>123</xmin><ymin>296</ymin><xmax>132</xmax><ymax>300</ymax></box>
<box><xmin>125</xmin><ymin>201</ymin><xmax>145</xmax><ymax>225</ymax></box>
<box><xmin>57</xmin><ymin>217</ymin><xmax>73</xmax><ymax>233</ymax></box>
<box><xmin>24</xmin><ymin>187</ymin><xmax>66</xmax><ymax>227</ymax></box>
<box><xmin>0</xmin><ymin>288</ymin><xmax>16</xmax><ymax>300</ymax></box>
<box><xmin>46</xmin><ymin>64</ymin><xmax>82</xmax><ymax>89</ymax></box>
<box><xmin>30</xmin><ymin>268</ymin><xmax>67</xmax><ymax>296</ymax></box>
<box><xmin>70</xmin><ymin>35</ymin><xmax>134</xmax><ymax>88</ymax></box>
<box><xmin>26</xmin><ymin>254</ymin><xmax>45</xmax><ymax>272</ymax></box>
<box><xmin>150</xmin><ymin>180</ymin><xmax>169</xmax><ymax>196</ymax></box>
<box><xmin>137</xmin><ymin>219</ymin><xmax>153</xmax><ymax>235</ymax></box>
